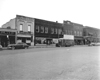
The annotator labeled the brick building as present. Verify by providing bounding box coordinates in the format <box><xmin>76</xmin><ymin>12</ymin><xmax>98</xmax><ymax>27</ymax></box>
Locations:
<box><xmin>63</xmin><ymin>21</ymin><xmax>84</xmax><ymax>45</ymax></box>
<box><xmin>2</xmin><ymin>15</ymin><xmax>63</xmax><ymax>46</ymax></box>
<box><xmin>2</xmin><ymin>15</ymin><xmax>34</xmax><ymax>46</ymax></box>
<box><xmin>63</xmin><ymin>21</ymin><xmax>74</xmax><ymax>35</ymax></box>
<box><xmin>83</xmin><ymin>26</ymin><xmax>100</xmax><ymax>44</ymax></box>
<box><xmin>72</xmin><ymin>22</ymin><xmax>84</xmax><ymax>45</ymax></box>
<box><xmin>34</xmin><ymin>19</ymin><xmax>63</xmax><ymax>45</ymax></box>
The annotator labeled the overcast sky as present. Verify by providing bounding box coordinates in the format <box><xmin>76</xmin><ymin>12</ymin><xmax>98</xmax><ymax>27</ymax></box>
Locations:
<box><xmin>0</xmin><ymin>0</ymin><xmax>100</xmax><ymax>29</ymax></box>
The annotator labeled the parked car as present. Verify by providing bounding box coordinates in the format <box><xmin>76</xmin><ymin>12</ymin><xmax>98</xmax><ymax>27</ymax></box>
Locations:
<box><xmin>0</xmin><ymin>45</ymin><xmax>2</xmax><ymax>50</ymax></box>
<box><xmin>88</xmin><ymin>42</ymin><xmax>100</xmax><ymax>46</ymax></box>
<box><xmin>96</xmin><ymin>43</ymin><xmax>100</xmax><ymax>46</ymax></box>
<box><xmin>8</xmin><ymin>42</ymin><xmax>29</xmax><ymax>50</ymax></box>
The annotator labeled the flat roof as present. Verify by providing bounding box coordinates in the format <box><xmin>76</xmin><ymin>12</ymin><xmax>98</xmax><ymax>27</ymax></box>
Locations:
<box><xmin>0</xmin><ymin>28</ymin><xmax>17</xmax><ymax>32</ymax></box>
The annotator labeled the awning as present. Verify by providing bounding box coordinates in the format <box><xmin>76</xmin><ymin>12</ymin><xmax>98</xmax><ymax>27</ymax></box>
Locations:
<box><xmin>74</xmin><ymin>36</ymin><xmax>83</xmax><ymax>40</ymax></box>
<box><xmin>17</xmin><ymin>34</ymin><xmax>31</xmax><ymax>38</ymax></box>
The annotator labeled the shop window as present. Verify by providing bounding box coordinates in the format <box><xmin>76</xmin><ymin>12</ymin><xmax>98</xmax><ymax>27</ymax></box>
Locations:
<box><xmin>41</xmin><ymin>26</ymin><xmax>44</xmax><ymax>33</ymax></box>
<box><xmin>51</xmin><ymin>28</ymin><xmax>54</xmax><ymax>34</ymax></box>
<box><xmin>36</xmin><ymin>26</ymin><xmax>39</xmax><ymax>33</ymax></box>
<box><xmin>28</xmin><ymin>25</ymin><xmax>31</xmax><ymax>32</ymax></box>
<box><xmin>19</xmin><ymin>24</ymin><xmax>23</xmax><ymax>31</ymax></box>
<box><xmin>45</xmin><ymin>27</ymin><xmax>48</xmax><ymax>33</ymax></box>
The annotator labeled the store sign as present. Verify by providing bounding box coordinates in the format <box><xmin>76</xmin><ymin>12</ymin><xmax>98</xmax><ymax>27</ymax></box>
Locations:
<box><xmin>0</xmin><ymin>31</ymin><xmax>16</xmax><ymax>35</ymax></box>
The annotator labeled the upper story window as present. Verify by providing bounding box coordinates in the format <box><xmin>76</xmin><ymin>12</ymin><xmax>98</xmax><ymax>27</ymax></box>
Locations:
<box><xmin>79</xmin><ymin>31</ymin><xmax>82</xmax><ymax>36</ymax></box>
<box><xmin>28</xmin><ymin>25</ymin><xmax>31</xmax><ymax>32</ymax></box>
<box><xmin>41</xmin><ymin>26</ymin><xmax>44</xmax><ymax>33</ymax></box>
<box><xmin>77</xmin><ymin>31</ymin><xmax>79</xmax><ymax>36</ymax></box>
<box><xmin>67</xmin><ymin>30</ymin><xmax>71</xmax><ymax>35</ymax></box>
<box><xmin>55</xmin><ymin>28</ymin><xmax>58</xmax><ymax>34</ymax></box>
<box><xmin>70</xmin><ymin>30</ymin><xmax>73</xmax><ymax>35</ymax></box>
<box><xmin>58</xmin><ymin>29</ymin><xmax>62</xmax><ymax>34</ymax></box>
<box><xmin>74</xmin><ymin>31</ymin><xmax>76</xmax><ymax>36</ymax></box>
<box><xmin>19</xmin><ymin>24</ymin><xmax>23</xmax><ymax>31</ymax></box>
<box><xmin>51</xmin><ymin>28</ymin><xmax>54</xmax><ymax>34</ymax></box>
<box><xmin>36</xmin><ymin>26</ymin><xmax>39</xmax><ymax>33</ymax></box>
<box><xmin>67</xmin><ymin>30</ymin><xmax>70</xmax><ymax>35</ymax></box>
<box><xmin>65</xmin><ymin>30</ymin><xmax>67</xmax><ymax>34</ymax></box>
<box><xmin>45</xmin><ymin>27</ymin><xmax>48</xmax><ymax>33</ymax></box>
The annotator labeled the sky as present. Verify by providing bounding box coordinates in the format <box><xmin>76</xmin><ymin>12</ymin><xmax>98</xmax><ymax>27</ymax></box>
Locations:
<box><xmin>0</xmin><ymin>0</ymin><xmax>100</xmax><ymax>29</ymax></box>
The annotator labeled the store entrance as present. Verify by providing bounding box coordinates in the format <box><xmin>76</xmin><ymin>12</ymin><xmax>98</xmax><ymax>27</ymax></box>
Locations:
<box><xmin>0</xmin><ymin>35</ymin><xmax>15</xmax><ymax>47</ymax></box>
<box><xmin>9</xmin><ymin>36</ymin><xmax>15</xmax><ymax>44</ymax></box>
<box><xmin>0</xmin><ymin>36</ymin><xmax>8</xmax><ymax>47</ymax></box>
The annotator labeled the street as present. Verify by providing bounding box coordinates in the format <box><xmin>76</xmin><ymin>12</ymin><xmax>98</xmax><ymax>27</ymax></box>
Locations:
<box><xmin>0</xmin><ymin>46</ymin><xmax>100</xmax><ymax>80</ymax></box>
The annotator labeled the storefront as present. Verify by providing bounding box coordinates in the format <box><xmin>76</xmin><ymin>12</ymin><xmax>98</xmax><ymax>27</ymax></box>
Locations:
<box><xmin>74</xmin><ymin>36</ymin><xmax>84</xmax><ymax>45</ymax></box>
<box><xmin>0</xmin><ymin>28</ymin><xmax>17</xmax><ymax>47</ymax></box>
<box><xmin>17</xmin><ymin>32</ymin><xmax>33</xmax><ymax>46</ymax></box>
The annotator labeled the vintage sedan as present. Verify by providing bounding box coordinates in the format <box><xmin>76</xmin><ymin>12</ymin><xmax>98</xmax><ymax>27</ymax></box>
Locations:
<box><xmin>8</xmin><ymin>42</ymin><xmax>29</xmax><ymax>50</ymax></box>
<box><xmin>88</xmin><ymin>42</ymin><xmax>100</xmax><ymax>46</ymax></box>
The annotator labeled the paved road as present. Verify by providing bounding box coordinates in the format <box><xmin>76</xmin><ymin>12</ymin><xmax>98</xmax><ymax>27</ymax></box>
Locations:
<box><xmin>0</xmin><ymin>46</ymin><xmax>100</xmax><ymax>80</ymax></box>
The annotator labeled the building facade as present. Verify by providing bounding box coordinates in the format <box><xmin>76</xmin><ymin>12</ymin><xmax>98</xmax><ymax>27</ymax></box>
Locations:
<box><xmin>1</xmin><ymin>15</ymin><xmax>100</xmax><ymax>46</ymax></box>
<box><xmin>83</xmin><ymin>26</ymin><xmax>100</xmax><ymax>44</ymax></box>
<box><xmin>72</xmin><ymin>22</ymin><xmax>84</xmax><ymax>45</ymax></box>
<box><xmin>2</xmin><ymin>15</ymin><xmax>35</xmax><ymax>46</ymax></box>
<box><xmin>34</xmin><ymin>19</ymin><xmax>63</xmax><ymax>45</ymax></box>
<box><xmin>2</xmin><ymin>15</ymin><xmax>63</xmax><ymax>46</ymax></box>
<box><xmin>63</xmin><ymin>21</ymin><xmax>74</xmax><ymax>35</ymax></box>
<box><xmin>63</xmin><ymin>21</ymin><xmax>84</xmax><ymax>45</ymax></box>
<box><xmin>0</xmin><ymin>28</ymin><xmax>17</xmax><ymax>47</ymax></box>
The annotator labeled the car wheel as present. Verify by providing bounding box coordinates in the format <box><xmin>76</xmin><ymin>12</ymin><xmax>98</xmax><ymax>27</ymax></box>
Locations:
<box><xmin>12</xmin><ymin>47</ymin><xmax>15</xmax><ymax>50</ymax></box>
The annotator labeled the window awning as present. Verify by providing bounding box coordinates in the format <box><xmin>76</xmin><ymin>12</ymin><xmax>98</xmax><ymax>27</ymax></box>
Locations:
<box><xmin>74</xmin><ymin>36</ymin><xmax>83</xmax><ymax>40</ymax></box>
<box><xmin>17</xmin><ymin>34</ymin><xmax>31</xmax><ymax>38</ymax></box>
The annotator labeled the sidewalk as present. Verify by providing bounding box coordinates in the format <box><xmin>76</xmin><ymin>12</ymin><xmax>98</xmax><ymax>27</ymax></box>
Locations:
<box><xmin>30</xmin><ymin>44</ymin><xmax>56</xmax><ymax>48</ymax></box>
<box><xmin>1</xmin><ymin>44</ymin><xmax>88</xmax><ymax>50</ymax></box>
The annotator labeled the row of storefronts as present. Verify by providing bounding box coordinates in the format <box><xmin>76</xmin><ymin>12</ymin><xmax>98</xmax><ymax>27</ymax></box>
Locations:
<box><xmin>0</xmin><ymin>15</ymin><xmax>100</xmax><ymax>47</ymax></box>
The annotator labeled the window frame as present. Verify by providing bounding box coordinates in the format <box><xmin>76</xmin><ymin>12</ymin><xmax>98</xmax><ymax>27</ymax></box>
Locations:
<box><xmin>45</xmin><ymin>27</ymin><xmax>48</xmax><ymax>33</ymax></box>
<box><xmin>58</xmin><ymin>29</ymin><xmax>62</xmax><ymax>35</ymax></box>
<box><xmin>36</xmin><ymin>25</ymin><xmax>39</xmax><ymax>33</ymax></box>
<box><xmin>51</xmin><ymin>28</ymin><xmax>54</xmax><ymax>34</ymax></box>
<box><xmin>19</xmin><ymin>24</ymin><xmax>23</xmax><ymax>31</ymax></box>
<box><xmin>74</xmin><ymin>31</ymin><xmax>76</xmax><ymax>36</ymax></box>
<box><xmin>28</xmin><ymin>25</ymin><xmax>31</xmax><ymax>32</ymax></box>
<box><xmin>55</xmin><ymin>28</ymin><xmax>58</xmax><ymax>34</ymax></box>
<box><xmin>41</xmin><ymin>26</ymin><xmax>44</xmax><ymax>33</ymax></box>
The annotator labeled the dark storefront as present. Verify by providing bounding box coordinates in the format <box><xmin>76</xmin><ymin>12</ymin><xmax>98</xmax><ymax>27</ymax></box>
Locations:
<box><xmin>0</xmin><ymin>29</ymin><xmax>17</xmax><ymax>47</ymax></box>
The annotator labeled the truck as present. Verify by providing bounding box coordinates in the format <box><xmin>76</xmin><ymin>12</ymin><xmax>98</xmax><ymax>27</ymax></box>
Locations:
<box><xmin>55</xmin><ymin>35</ymin><xmax>74</xmax><ymax>47</ymax></box>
